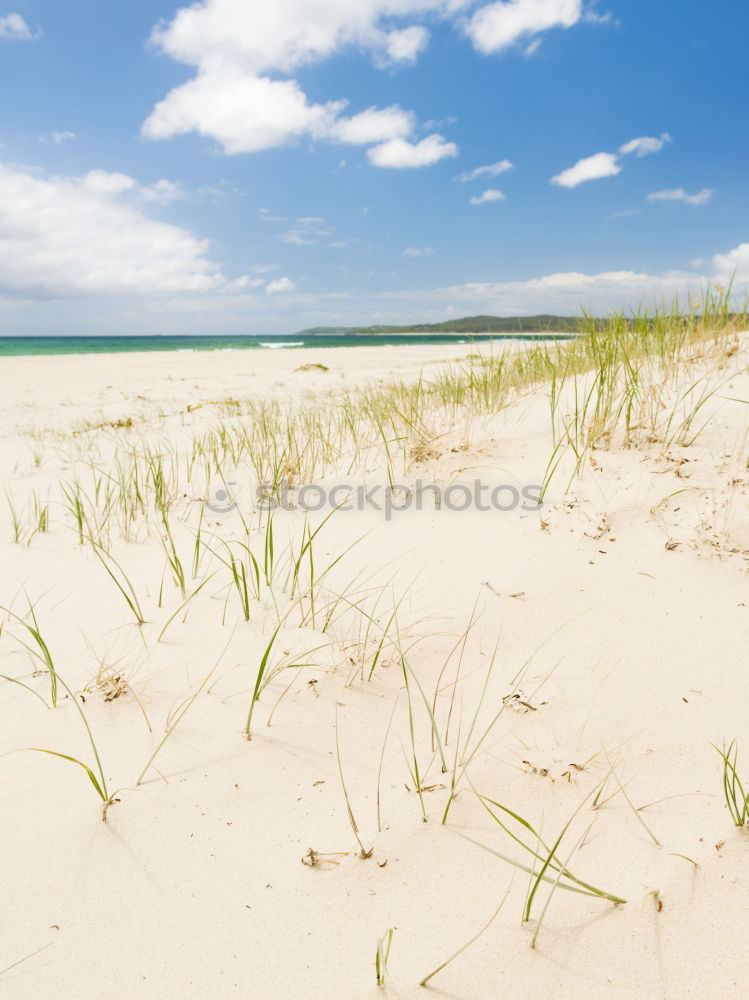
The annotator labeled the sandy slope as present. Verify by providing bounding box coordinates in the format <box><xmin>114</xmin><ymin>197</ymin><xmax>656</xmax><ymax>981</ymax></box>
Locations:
<box><xmin>0</xmin><ymin>342</ymin><xmax>494</xmax><ymax>435</ymax></box>
<box><xmin>1</xmin><ymin>340</ymin><xmax>748</xmax><ymax>999</ymax></box>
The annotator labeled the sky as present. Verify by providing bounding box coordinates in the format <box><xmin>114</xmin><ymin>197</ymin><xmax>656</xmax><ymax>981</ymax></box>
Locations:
<box><xmin>0</xmin><ymin>0</ymin><xmax>747</xmax><ymax>335</ymax></box>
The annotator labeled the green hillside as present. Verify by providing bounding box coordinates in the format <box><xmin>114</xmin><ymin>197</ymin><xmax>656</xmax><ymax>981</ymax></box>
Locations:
<box><xmin>297</xmin><ymin>314</ymin><xmax>584</xmax><ymax>336</ymax></box>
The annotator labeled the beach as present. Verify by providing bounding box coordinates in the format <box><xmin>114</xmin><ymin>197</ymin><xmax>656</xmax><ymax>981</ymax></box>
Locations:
<box><xmin>0</xmin><ymin>341</ymin><xmax>512</xmax><ymax>433</ymax></box>
<box><xmin>1</xmin><ymin>329</ymin><xmax>748</xmax><ymax>1000</ymax></box>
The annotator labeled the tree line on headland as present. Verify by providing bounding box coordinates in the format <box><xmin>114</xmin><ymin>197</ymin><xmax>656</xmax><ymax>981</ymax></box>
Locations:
<box><xmin>296</xmin><ymin>315</ymin><xmax>586</xmax><ymax>336</ymax></box>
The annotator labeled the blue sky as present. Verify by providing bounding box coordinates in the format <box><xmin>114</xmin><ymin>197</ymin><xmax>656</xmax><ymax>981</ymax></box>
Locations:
<box><xmin>0</xmin><ymin>0</ymin><xmax>747</xmax><ymax>334</ymax></box>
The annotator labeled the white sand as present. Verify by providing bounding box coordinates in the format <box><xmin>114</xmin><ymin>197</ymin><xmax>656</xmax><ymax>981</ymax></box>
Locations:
<box><xmin>1</xmin><ymin>340</ymin><xmax>748</xmax><ymax>999</ymax></box>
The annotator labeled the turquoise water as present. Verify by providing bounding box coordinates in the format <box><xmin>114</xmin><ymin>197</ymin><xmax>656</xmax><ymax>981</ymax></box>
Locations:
<box><xmin>0</xmin><ymin>333</ymin><xmax>573</xmax><ymax>357</ymax></box>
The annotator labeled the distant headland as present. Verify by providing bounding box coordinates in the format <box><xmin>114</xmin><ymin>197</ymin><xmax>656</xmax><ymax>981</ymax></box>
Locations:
<box><xmin>295</xmin><ymin>314</ymin><xmax>584</xmax><ymax>336</ymax></box>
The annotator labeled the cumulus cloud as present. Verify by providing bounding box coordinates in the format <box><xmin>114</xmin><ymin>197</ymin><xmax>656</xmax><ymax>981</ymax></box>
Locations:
<box><xmin>647</xmin><ymin>187</ymin><xmax>713</xmax><ymax>207</ymax></box>
<box><xmin>266</xmin><ymin>276</ymin><xmax>296</xmax><ymax>294</ymax></box>
<box><xmin>469</xmin><ymin>188</ymin><xmax>506</xmax><ymax>204</ymax></box>
<box><xmin>458</xmin><ymin>159</ymin><xmax>513</xmax><ymax>182</ymax></box>
<box><xmin>367</xmin><ymin>134</ymin><xmax>458</xmax><ymax>168</ymax></box>
<box><xmin>81</xmin><ymin>170</ymin><xmax>138</xmax><ymax>196</ymax></box>
<box><xmin>232</xmin><ymin>276</ymin><xmax>266</xmax><ymax>290</ymax></box>
<box><xmin>141</xmin><ymin>179</ymin><xmax>183</xmax><ymax>204</ymax></box>
<box><xmin>551</xmin><ymin>151</ymin><xmax>620</xmax><ymax>188</ymax></box>
<box><xmin>379</xmin><ymin>25</ymin><xmax>431</xmax><ymax>65</ymax></box>
<box><xmin>143</xmin><ymin>65</ymin><xmax>456</xmax><ymax>165</ymax></box>
<box><xmin>619</xmin><ymin>132</ymin><xmax>671</xmax><ymax>156</ymax></box>
<box><xmin>142</xmin><ymin>1</ymin><xmax>472</xmax><ymax>166</ymax></box>
<box><xmin>143</xmin><ymin>69</ymin><xmax>345</xmax><ymax>155</ymax></box>
<box><xmin>329</xmin><ymin>106</ymin><xmax>415</xmax><ymax>145</ymax></box>
<box><xmin>712</xmin><ymin>242</ymin><xmax>749</xmax><ymax>281</ymax></box>
<box><xmin>147</xmin><ymin>0</ymin><xmax>471</xmax><ymax>73</ymax></box>
<box><xmin>465</xmin><ymin>0</ymin><xmax>582</xmax><ymax>54</ymax></box>
<box><xmin>79</xmin><ymin>170</ymin><xmax>182</xmax><ymax>204</ymax></box>
<box><xmin>143</xmin><ymin>0</ymin><xmax>605</xmax><ymax>166</ymax></box>
<box><xmin>0</xmin><ymin>162</ymin><xmax>224</xmax><ymax>298</ymax></box>
<box><xmin>0</xmin><ymin>13</ymin><xmax>38</xmax><ymax>41</ymax></box>
<box><xmin>552</xmin><ymin>133</ymin><xmax>671</xmax><ymax>188</ymax></box>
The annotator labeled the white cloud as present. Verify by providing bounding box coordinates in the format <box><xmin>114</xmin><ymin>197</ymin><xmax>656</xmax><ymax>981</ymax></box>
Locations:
<box><xmin>142</xmin><ymin>2</ymin><xmax>471</xmax><ymax>165</ymax></box>
<box><xmin>142</xmin><ymin>1</ymin><xmax>604</xmax><ymax>165</ymax></box>
<box><xmin>469</xmin><ymin>188</ymin><xmax>506</xmax><ymax>204</ymax></box>
<box><xmin>143</xmin><ymin>69</ymin><xmax>345</xmax><ymax>155</ymax></box>
<box><xmin>0</xmin><ymin>13</ymin><xmax>38</xmax><ymax>41</ymax></box>
<box><xmin>380</xmin><ymin>25</ymin><xmax>431</xmax><ymax>64</ymax></box>
<box><xmin>7</xmin><ymin>242</ymin><xmax>749</xmax><ymax>336</ymax></box>
<box><xmin>551</xmin><ymin>151</ymin><xmax>620</xmax><ymax>188</ymax></box>
<box><xmin>552</xmin><ymin>133</ymin><xmax>671</xmax><ymax>188</ymax></box>
<box><xmin>233</xmin><ymin>276</ymin><xmax>266</xmax><ymax>289</ymax></box>
<box><xmin>712</xmin><ymin>243</ymin><xmax>749</xmax><ymax>281</ymax></box>
<box><xmin>266</xmin><ymin>276</ymin><xmax>296</xmax><ymax>294</ymax></box>
<box><xmin>79</xmin><ymin>170</ymin><xmax>182</xmax><ymax>205</ymax></box>
<box><xmin>40</xmin><ymin>130</ymin><xmax>76</xmax><ymax>145</ymax></box>
<box><xmin>329</xmin><ymin>106</ymin><xmax>415</xmax><ymax>145</ymax></box>
<box><xmin>458</xmin><ymin>159</ymin><xmax>513</xmax><ymax>182</ymax></box>
<box><xmin>143</xmin><ymin>64</ymin><xmax>455</xmax><ymax>166</ymax></box>
<box><xmin>647</xmin><ymin>187</ymin><xmax>713</xmax><ymax>207</ymax></box>
<box><xmin>148</xmin><ymin>1</ymin><xmax>469</xmax><ymax>74</ymax></box>
<box><xmin>141</xmin><ymin>179</ymin><xmax>183</xmax><ymax>204</ymax></box>
<box><xmin>367</xmin><ymin>134</ymin><xmax>458</xmax><ymax>168</ymax></box>
<box><xmin>0</xmin><ymin>162</ymin><xmax>224</xmax><ymax>298</ymax></box>
<box><xmin>465</xmin><ymin>0</ymin><xmax>582</xmax><ymax>54</ymax></box>
<box><xmin>582</xmin><ymin>6</ymin><xmax>617</xmax><ymax>25</ymax></box>
<box><xmin>619</xmin><ymin>132</ymin><xmax>671</xmax><ymax>157</ymax></box>
<box><xmin>403</xmin><ymin>246</ymin><xmax>435</xmax><ymax>257</ymax></box>
<box><xmin>82</xmin><ymin>170</ymin><xmax>138</xmax><ymax>196</ymax></box>
<box><xmin>199</xmin><ymin>258</ymin><xmax>738</xmax><ymax>332</ymax></box>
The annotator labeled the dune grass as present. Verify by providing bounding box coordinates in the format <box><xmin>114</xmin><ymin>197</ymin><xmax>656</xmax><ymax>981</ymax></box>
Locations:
<box><xmin>715</xmin><ymin>740</ymin><xmax>749</xmax><ymax>827</ymax></box>
<box><xmin>1</xmin><ymin>601</ymin><xmax>58</xmax><ymax>707</ymax></box>
<box><xmin>7</xmin><ymin>289</ymin><xmax>740</xmax><ymax>559</ymax></box>
<box><xmin>451</xmin><ymin>782</ymin><xmax>627</xmax><ymax>944</ymax></box>
<box><xmin>375</xmin><ymin>928</ymin><xmax>394</xmax><ymax>988</ymax></box>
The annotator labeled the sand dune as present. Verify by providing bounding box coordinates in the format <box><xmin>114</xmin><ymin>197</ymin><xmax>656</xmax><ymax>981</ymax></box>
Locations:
<box><xmin>1</xmin><ymin>330</ymin><xmax>748</xmax><ymax>999</ymax></box>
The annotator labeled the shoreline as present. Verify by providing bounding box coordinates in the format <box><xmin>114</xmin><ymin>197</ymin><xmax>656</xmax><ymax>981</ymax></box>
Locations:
<box><xmin>0</xmin><ymin>331</ymin><xmax>575</xmax><ymax>358</ymax></box>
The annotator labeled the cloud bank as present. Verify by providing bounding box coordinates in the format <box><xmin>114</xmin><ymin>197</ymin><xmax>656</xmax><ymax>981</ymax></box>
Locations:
<box><xmin>0</xmin><ymin>163</ymin><xmax>224</xmax><ymax>297</ymax></box>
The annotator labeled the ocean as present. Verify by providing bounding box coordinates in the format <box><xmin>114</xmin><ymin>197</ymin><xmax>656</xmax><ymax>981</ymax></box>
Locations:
<box><xmin>0</xmin><ymin>332</ymin><xmax>574</xmax><ymax>357</ymax></box>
